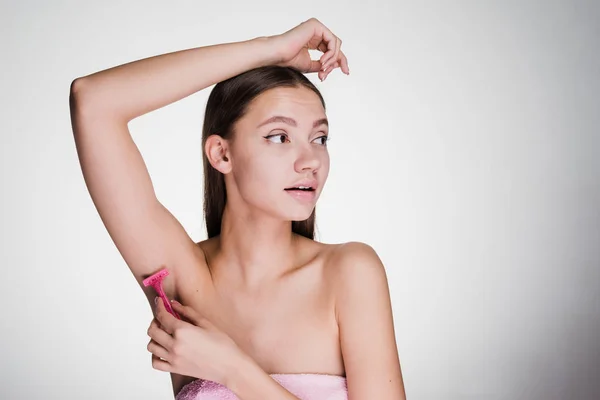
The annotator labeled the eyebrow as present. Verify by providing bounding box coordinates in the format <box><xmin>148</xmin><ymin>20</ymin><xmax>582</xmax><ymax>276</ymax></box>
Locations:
<box><xmin>256</xmin><ymin>115</ymin><xmax>329</xmax><ymax>129</ymax></box>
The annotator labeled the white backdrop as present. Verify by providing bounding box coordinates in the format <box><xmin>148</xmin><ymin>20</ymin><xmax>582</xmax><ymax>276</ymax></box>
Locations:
<box><xmin>1</xmin><ymin>1</ymin><xmax>599</xmax><ymax>399</ymax></box>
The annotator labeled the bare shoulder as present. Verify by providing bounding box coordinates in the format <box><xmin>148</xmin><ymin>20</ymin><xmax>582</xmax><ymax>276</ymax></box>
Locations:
<box><xmin>333</xmin><ymin>241</ymin><xmax>380</xmax><ymax>258</ymax></box>
<box><xmin>325</xmin><ymin>242</ymin><xmax>405</xmax><ymax>398</ymax></box>
<box><xmin>326</xmin><ymin>241</ymin><xmax>385</xmax><ymax>277</ymax></box>
<box><xmin>323</xmin><ymin>241</ymin><xmax>390</xmax><ymax>313</ymax></box>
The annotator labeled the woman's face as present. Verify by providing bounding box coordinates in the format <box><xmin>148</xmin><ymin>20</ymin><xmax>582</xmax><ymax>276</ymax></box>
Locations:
<box><xmin>227</xmin><ymin>86</ymin><xmax>330</xmax><ymax>222</ymax></box>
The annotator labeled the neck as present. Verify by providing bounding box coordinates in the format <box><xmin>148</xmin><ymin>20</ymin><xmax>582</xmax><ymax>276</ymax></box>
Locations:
<box><xmin>213</xmin><ymin>203</ymin><xmax>298</xmax><ymax>291</ymax></box>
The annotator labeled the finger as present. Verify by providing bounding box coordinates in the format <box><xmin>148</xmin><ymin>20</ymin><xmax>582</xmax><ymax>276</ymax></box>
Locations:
<box><xmin>171</xmin><ymin>301</ymin><xmax>209</xmax><ymax>328</ymax></box>
<box><xmin>151</xmin><ymin>353</ymin><xmax>172</xmax><ymax>372</ymax></box>
<box><xmin>308</xmin><ymin>59</ymin><xmax>323</xmax><ymax>74</ymax></box>
<box><xmin>304</xmin><ymin>18</ymin><xmax>336</xmax><ymax>69</ymax></box>
<box><xmin>318</xmin><ymin>27</ymin><xmax>337</xmax><ymax>69</ymax></box>
<box><xmin>148</xmin><ymin>317</ymin><xmax>161</xmax><ymax>332</ymax></box>
<box><xmin>147</xmin><ymin>339</ymin><xmax>171</xmax><ymax>362</ymax></box>
<box><xmin>319</xmin><ymin>44</ymin><xmax>336</xmax><ymax>81</ymax></box>
<box><xmin>317</xmin><ymin>42</ymin><xmax>328</xmax><ymax>55</ymax></box>
<box><xmin>339</xmin><ymin>51</ymin><xmax>350</xmax><ymax>75</ymax></box>
<box><xmin>321</xmin><ymin>36</ymin><xmax>338</xmax><ymax>71</ymax></box>
<box><xmin>325</xmin><ymin>38</ymin><xmax>342</xmax><ymax>70</ymax></box>
<box><xmin>170</xmin><ymin>300</ymin><xmax>196</xmax><ymax>324</ymax></box>
<box><xmin>323</xmin><ymin>61</ymin><xmax>340</xmax><ymax>81</ymax></box>
<box><xmin>155</xmin><ymin>297</ymin><xmax>179</xmax><ymax>335</ymax></box>
<box><xmin>324</xmin><ymin>37</ymin><xmax>342</xmax><ymax>73</ymax></box>
<box><xmin>317</xmin><ymin>42</ymin><xmax>328</xmax><ymax>66</ymax></box>
<box><xmin>147</xmin><ymin>319</ymin><xmax>175</xmax><ymax>350</ymax></box>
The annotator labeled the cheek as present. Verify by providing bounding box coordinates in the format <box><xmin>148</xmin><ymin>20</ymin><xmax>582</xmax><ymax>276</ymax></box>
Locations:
<box><xmin>236</xmin><ymin>152</ymin><xmax>284</xmax><ymax>193</ymax></box>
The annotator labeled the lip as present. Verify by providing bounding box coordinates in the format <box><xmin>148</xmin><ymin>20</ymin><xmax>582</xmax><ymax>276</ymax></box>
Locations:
<box><xmin>285</xmin><ymin>178</ymin><xmax>318</xmax><ymax>191</ymax></box>
<box><xmin>285</xmin><ymin>188</ymin><xmax>317</xmax><ymax>202</ymax></box>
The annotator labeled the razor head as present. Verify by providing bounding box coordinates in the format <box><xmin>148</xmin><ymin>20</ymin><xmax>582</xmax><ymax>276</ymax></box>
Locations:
<box><xmin>143</xmin><ymin>268</ymin><xmax>169</xmax><ymax>287</ymax></box>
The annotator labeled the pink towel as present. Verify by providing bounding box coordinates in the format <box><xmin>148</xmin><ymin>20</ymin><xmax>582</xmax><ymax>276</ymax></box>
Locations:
<box><xmin>176</xmin><ymin>373</ymin><xmax>348</xmax><ymax>400</ymax></box>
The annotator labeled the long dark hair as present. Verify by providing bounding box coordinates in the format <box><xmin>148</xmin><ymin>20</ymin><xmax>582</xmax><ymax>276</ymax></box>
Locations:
<box><xmin>202</xmin><ymin>65</ymin><xmax>326</xmax><ymax>240</ymax></box>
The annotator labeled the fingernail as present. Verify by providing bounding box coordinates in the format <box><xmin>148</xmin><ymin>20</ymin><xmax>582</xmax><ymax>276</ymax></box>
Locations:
<box><xmin>170</xmin><ymin>299</ymin><xmax>179</xmax><ymax>305</ymax></box>
<box><xmin>154</xmin><ymin>296</ymin><xmax>159</xmax><ymax>305</ymax></box>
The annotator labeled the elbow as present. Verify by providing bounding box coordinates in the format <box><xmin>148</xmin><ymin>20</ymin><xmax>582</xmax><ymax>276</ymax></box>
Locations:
<box><xmin>69</xmin><ymin>76</ymin><xmax>128</xmax><ymax>123</ymax></box>
<box><xmin>69</xmin><ymin>77</ymin><xmax>108</xmax><ymax>133</ymax></box>
<box><xmin>69</xmin><ymin>77</ymin><xmax>88</xmax><ymax>113</ymax></box>
<box><xmin>70</xmin><ymin>77</ymin><xmax>85</xmax><ymax>96</ymax></box>
<box><xmin>69</xmin><ymin>77</ymin><xmax>109</xmax><ymax>120</ymax></box>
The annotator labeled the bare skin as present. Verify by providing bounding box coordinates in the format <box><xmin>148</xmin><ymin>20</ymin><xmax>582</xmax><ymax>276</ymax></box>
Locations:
<box><xmin>166</xmin><ymin>235</ymin><xmax>346</xmax><ymax>393</ymax></box>
<box><xmin>70</xmin><ymin>17</ymin><xmax>405</xmax><ymax>399</ymax></box>
<box><xmin>158</xmin><ymin>83</ymin><xmax>343</xmax><ymax>394</ymax></box>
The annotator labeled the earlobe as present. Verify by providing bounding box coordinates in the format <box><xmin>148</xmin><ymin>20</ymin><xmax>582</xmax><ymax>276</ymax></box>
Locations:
<box><xmin>205</xmin><ymin>134</ymin><xmax>232</xmax><ymax>173</ymax></box>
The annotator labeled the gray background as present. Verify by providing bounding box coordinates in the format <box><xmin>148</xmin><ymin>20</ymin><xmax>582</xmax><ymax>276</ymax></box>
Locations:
<box><xmin>1</xmin><ymin>0</ymin><xmax>599</xmax><ymax>399</ymax></box>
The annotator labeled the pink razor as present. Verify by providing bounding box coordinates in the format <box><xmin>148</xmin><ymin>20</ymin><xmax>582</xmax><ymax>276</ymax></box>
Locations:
<box><xmin>143</xmin><ymin>268</ymin><xmax>180</xmax><ymax>319</ymax></box>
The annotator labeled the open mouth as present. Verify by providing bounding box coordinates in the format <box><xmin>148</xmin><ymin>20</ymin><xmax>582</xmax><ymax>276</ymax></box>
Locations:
<box><xmin>284</xmin><ymin>187</ymin><xmax>315</xmax><ymax>192</ymax></box>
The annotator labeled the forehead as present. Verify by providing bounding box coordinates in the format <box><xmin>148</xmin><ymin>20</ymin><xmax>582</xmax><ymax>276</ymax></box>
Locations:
<box><xmin>244</xmin><ymin>86</ymin><xmax>325</xmax><ymax>124</ymax></box>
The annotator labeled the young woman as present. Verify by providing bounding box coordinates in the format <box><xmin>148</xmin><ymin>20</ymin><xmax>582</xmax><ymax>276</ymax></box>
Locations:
<box><xmin>70</xmin><ymin>18</ymin><xmax>406</xmax><ymax>400</ymax></box>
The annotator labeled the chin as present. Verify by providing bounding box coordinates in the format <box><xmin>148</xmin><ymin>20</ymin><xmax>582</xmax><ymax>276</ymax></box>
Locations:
<box><xmin>283</xmin><ymin>207</ymin><xmax>315</xmax><ymax>223</ymax></box>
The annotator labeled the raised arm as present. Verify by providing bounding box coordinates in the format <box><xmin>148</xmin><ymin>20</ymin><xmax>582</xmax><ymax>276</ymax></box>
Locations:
<box><xmin>69</xmin><ymin>18</ymin><xmax>349</xmax><ymax>398</ymax></box>
<box><xmin>68</xmin><ymin>36</ymin><xmax>279</xmax><ymax>307</ymax></box>
<box><xmin>70</xmin><ymin>36</ymin><xmax>279</xmax><ymax>123</ymax></box>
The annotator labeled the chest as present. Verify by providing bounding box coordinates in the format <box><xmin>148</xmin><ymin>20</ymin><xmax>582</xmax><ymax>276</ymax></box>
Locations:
<box><xmin>176</xmin><ymin>266</ymin><xmax>343</xmax><ymax>375</ymax></box>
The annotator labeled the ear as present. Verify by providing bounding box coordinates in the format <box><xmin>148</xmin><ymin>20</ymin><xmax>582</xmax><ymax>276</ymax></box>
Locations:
<box><xmin>205</xmin><ymin>134</ymin><xmax>232</xmax><ymax>174</ymax></box>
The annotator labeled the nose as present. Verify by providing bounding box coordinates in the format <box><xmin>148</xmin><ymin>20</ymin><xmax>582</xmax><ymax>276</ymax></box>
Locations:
<box><xmin>294</xmin><ymin>144</ymin><xmax>321</xmax><ymax>174</ymax></box>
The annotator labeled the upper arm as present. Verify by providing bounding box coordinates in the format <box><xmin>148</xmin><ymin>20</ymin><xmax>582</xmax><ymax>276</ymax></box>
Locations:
<box><xmin>333</xmin><ymin>242</ymin><xmax>407</xmax><ymax>400</ymax></box>
<box><xmin>70</xmin><ymin>78</ymin><xmax>200</xmax><ymax>304</ymax></box>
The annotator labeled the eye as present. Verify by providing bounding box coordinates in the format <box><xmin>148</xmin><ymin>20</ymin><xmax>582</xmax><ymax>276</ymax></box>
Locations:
<box><xmin>313</xmin><ymin>135</ymin><xmax>329</xmax><ymax>146</ymax></box>
<box><xmin>264</xmin><ymin>133</ymin><xmax>289</xmax><ymax>144</ymax></box>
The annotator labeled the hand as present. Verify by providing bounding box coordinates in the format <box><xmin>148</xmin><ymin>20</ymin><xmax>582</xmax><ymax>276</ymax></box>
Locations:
<box><xmin>269</xmin><ymin>17</ymin><xmax>350</xmax><ymax>81</ymax></box>
<box><xmin>147</xmin><ymin>297</ymin><xmax>241</xmax><ymax>385</ymax></box>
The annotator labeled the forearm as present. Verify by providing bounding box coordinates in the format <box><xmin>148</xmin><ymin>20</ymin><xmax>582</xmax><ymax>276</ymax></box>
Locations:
<box><xmin>72</xmin><ymin>36</ymin><xmax>279</xmax><ymax>122</ymax></box>
<box><xmin>225</xmin><ymin>353</ymin><xmax>300</xmax><ymax>400</ymax></box>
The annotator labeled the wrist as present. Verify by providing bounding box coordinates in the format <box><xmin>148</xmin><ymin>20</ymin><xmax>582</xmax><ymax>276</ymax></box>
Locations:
<box><xmin>252</xmin><ymin>35</ymin><xmax>283</xmax><ymax>67</ymax></box>
<box><xmin>223</xmin><ymin>350</ymin><xmax>256</xmax><ymax>392</ymax></box>
<box><xmin>221</xmin><ymin>350</ymin><xmax>250</xmax><ymax>389</ymax></box>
